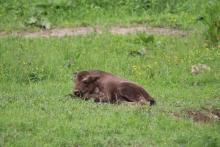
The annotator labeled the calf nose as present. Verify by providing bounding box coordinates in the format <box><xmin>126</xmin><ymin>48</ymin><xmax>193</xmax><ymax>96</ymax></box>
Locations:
<box><xmin>74</xmin><ymin>90</ymin><xmax>82</xmax><ymax>97</ymax></box>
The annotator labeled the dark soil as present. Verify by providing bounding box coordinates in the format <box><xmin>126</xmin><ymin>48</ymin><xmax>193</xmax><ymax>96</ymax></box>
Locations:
<box><xmin>185</xmin><ymin>108</ymin><xmax>220</xmax><ymax>123</ymax></box>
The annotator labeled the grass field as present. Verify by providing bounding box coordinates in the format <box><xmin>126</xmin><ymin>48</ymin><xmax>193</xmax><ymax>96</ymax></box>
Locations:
<box><xmin>0</xmin><ymin>0</ymin><xmax>210</xmax><ymax>31</ymax></box>
<box><xmin>1</xmin><ymin>0</ymin><xmax>220</xmax><ymax>146</ymax></box>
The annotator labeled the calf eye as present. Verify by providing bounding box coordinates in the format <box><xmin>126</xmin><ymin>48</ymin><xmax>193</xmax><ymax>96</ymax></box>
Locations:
<box><xmin>74</xmin><ymin>90</ymin><xmax>82</xmax><ymax>97</ymax></box>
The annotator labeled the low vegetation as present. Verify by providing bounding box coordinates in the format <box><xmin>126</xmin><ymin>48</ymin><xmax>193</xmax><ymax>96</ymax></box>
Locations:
<box><xmin>0</xmin><ymin>0</ymin><xmax>218</xmax><ymax>31</ymax></box>
<box><xmin>0</xmin><ymin>0</ymin><xmax>220</xmax><ymax>146</ymax></box>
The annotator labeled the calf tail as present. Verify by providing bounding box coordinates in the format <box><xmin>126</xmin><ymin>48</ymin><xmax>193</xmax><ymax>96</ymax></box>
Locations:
<box><xmin>139</xmin><ymin>88</ymin><xmax>156</xmax><ymax>106</ymax></box>
<box><xmin>139</xmin><ymin>96</ymin><xmax>156</xmax><ymax>106</ymax></box>
<box><xmin>149</xmin><ymin>98</ymin><xmax>156</xmax><ymax>106</ymax></box>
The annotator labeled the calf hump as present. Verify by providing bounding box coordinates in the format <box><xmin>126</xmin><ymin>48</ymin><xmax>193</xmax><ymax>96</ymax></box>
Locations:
<box><xmin>118</xmin><ymin>82</ymin><xmax>142</xmax><ymax>102</ymax></box>
<box><xmin>118</xmin><ymin>82</ymin><xmax>156</xmax><ymax>105</ymax></box>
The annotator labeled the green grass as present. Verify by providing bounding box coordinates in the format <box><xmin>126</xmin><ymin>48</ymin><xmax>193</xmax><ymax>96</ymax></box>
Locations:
<box><xmin>0</xmin><ymin>0</ymin><xmax>212</xmax><ymax>31</ymax></box>
<box><xmin>0</xmin><ymin>0</ymin><xmax>220</xmax><ymax>146</ymax></box>
<box><xmin>0</xmin><ymin>33</ymin><xmax>220</xmax><ymax>146</ymax></box>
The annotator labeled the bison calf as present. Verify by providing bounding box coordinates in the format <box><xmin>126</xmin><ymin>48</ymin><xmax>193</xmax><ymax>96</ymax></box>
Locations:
<box><xmin>72</xmin><ymin>70</ymin><xmax>156</xmax><ymax>106</ymax></box>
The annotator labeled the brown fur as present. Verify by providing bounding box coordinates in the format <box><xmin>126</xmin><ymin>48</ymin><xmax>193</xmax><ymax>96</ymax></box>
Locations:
<box><xmin>72</xmin><ymin>70</ymin><xmax>156</xmax><ymax>106</ymax></box>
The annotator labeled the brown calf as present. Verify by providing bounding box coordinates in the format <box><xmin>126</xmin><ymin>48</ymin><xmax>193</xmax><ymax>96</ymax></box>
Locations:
<box><xmin>72</xmin><ymin>70</ymin><xmax>156</xmax><ymax>106</ymax></box>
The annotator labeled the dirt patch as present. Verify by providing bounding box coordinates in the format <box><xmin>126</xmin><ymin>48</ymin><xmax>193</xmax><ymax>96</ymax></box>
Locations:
<box><xmin>110</xmin><ymin>26</ymin><xmax>186</xmax><ymax>36</ymax></box>
<box><xmin>0</xmin><ymin>25</ymin><xmax>186</xmax><ymax>38</ymax></box>
<box><xmin>20</xmin><ymin>27</ymin><xmax>95</xmax><ymax>38</ymax></box>
<box><xmin>185</xmin><ymin>108</ymin><xmax>220</xmax><ymax>123</ymax></box>
<box><xmin>0</xmin><ymin>31</ymin><xmax>7</xmax><ymax>36</ymax></box>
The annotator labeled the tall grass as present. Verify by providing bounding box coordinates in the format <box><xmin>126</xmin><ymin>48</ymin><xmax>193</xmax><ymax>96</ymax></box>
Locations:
<box><xmin>201</xmin><ymin>0</ymin><xmax>220</xmax><ymax>46</ymax></box>
<box><xmin>0</xmin><ymin>0</ymin><xmax>215</xmax><ymax>30</ymax></box>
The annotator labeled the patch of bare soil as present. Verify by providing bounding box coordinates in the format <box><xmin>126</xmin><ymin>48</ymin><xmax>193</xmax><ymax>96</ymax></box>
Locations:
<box><xmin>0</xmin><ymin>25</ymin><xmax>186</xmax><ymax>38</ymax></box>
<box><xmin>0</xmin><ymin>32</ymin><xmax>7</xmax><ymax>36</ymax></box>
<box><xmin>185</xmin><ymin>108</ymin><xmax>220</xmax><ymax>123</ymax></box>
<box><xmin>20</xmin><ymin>27</ymin><xmax>95</xmax><ymax>38</ymax></box>
<box><xmin>110</xmin><ymin>26</ymin><xmax>186</xmax><ymax>36</ymax></box>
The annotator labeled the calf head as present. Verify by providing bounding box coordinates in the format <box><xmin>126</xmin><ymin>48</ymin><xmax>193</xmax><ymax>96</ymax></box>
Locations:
<box><xmin>73</xmin><ymin>71</ymin><xmax>100</xmax><ymax>97</ymax></box>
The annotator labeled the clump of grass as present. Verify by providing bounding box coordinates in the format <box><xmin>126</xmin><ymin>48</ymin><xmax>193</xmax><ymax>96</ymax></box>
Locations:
<box><xmin>203</xmin><ymin>1</ymin><xmax>220</xmax><ymax>46</ymax></box>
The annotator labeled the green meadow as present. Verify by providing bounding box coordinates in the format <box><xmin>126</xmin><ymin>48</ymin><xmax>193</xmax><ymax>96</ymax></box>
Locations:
<box><xmin>0</xmin><ymin>0</ymin><xmax>220</xmax><ymax>146</ymax></box>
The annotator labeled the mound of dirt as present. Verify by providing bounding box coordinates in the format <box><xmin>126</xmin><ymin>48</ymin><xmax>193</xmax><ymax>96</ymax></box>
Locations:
<box><xmin>185</xmin><ymin>108</ymin><xmax>220</xmax><ymax>123</ymax></box>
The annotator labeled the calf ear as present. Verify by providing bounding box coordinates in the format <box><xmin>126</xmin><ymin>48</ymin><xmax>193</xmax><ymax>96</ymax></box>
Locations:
<box><xmin>82</xmin><ymin>72</ymin><xmax>100</xmax><ymax>84</ymax></box>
